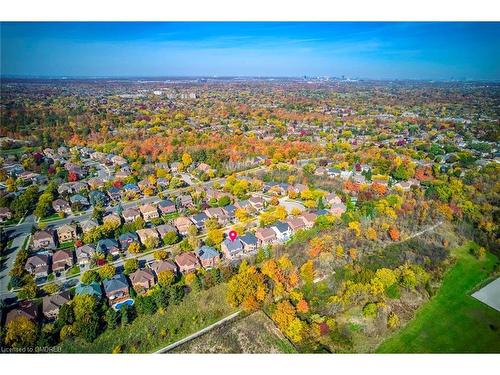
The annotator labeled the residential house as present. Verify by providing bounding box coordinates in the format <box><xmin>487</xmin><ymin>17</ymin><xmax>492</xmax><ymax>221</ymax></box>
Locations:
<box><xmin>175</xmin><ymin>252</ymin><xmax>200</xmax><ymax>273</ymax></box>
<box><xmin>299</xmin><ymin>212</ymin><xmax>317</xmax><ymax>228</ymax></box>
<box><xmin>340</xmin><ymin>170</ymin><xmax>353</xmax><ymax>180</ymax></box>
<box><xmin>115</xmin><ymin>170</ymin><xmax>130</xmax><ymax>180</ymax></box>
<box><xmin>288</xmin><ymin>183</ymin><xmax>308</xmax><ymax>196</ymax></box>
<box><xmin>52</xmin><ymin>250</ymin><xmax>74</xmax><ymax>273</ymax></box>
<box><xmin>155</xmin><ymin>224</ymin><xmax>178</xmax><ymax>241</ymax></box>
<box><xmin>177</xmin><ymin>194</ymin><xmax>193</xmax><ymax>209</ymax></box>
<box><xmin>52</xmin><ymin>198</ymin><xmax>71</xmax><ymax>215</ymax></box>
<box><xmin>197</xmin><ymin>162</ymin><xmax>212</xmax><ymax>174</ymax></box>
<box><xmin>174</xmin><ymin>216</ymin><xmax>193</xmax><ymax>235</ymax></box>
<box><xmin>158</xmin><ymin>199</ymin><xmax>176</xmax><ymax>215</ymax></box>
<box><xmin>330</xmin><ymin>201</ymin><xmax>347</xmax><ymax>217</ymax></box>
<box><xmin>204</xmin><ymin>207</ymin><xmax>228</xmax><ymax>225</ymax></box>
<box><xmin>89</xmin><ymin>190</ymin><xmax>107</xmax><ymax>206</ymax></box>
<box><xmin>25</xmin><ymin>253</ymin><xmax>50</xmax><ymax>278</ymax></box>
<box><xmin>248</xmin><ymin>196</ymin><xmax>265</xmax><ymax>211</ymax></box>
<box><xmin>314</xmin><ymin>166</ymin><xmax>327</xmax><ymax>176</ymax></box>
<box><xmin>149</xmin><ymin>259</ymin><xmax>178</xmax><ymax>277</ymax></box>
<box><xmin>76</xmin><ymin>244</ymin><xmax>95</xmax><ymax>267</ymax></box>
<box><xmin>0</xmin><ymin>207</ymin><xmax>12</xmax><ymax>222</ymax></box>
<box><xmin>87</xmin><ymin>177</ymin><xmax>104</xmax><ymax>190</ymax></box>
<box><xmin>271</xmin><ymin>222</ymin><xmax>293</xmax><ymax>243</ymax></box>
<box><xmin>5</xmin><ymin>301</ymin><xmax>39</xmax><ymax>326</ymax></box>
<box><xmin>222</xmin><ymin>205</ymin><xmax>236</xmax><ymax>221</ymax></box>
<box><xmin>286</xmin><ymin>217</ymin><xmax>307</xmax><ymax>232</ymax></box>
<box><xmin>111</xmin><ymin>155</ymin><xmax>127</xmax><ymax>166</ymax></box>
<box><xmin>103</xmin><ymin>213</ymin><xmax>122</xmax><ymax>227</ymax></box>
<box><xmin>107</xmin><ymin>186</ymin><xmax>122</xmax><ymax>201</ymax></box>
<box><xmin>69</xmin><ymin>194</ymin><xmax>89</xmax><ymax>207</ymax></box>
<box><xmin>157</xmin><ymin>178</ymin><xmax>169</xmax><ymax>189</ymax></box>
<box><xmin>136</xmin><ymin>228</ymin><xmax>159</xmax><ymax>247</ymax></box>
<box><xmin>75</xmin><ymin>282</ymin><xmax>102</xmax><ymax>298</ymax></box>
<box><xmin>239</xmin><ymin>233</ymin><xmax>258</xmax><ymax>253</ymax></box>
<box><xmin>170</xmin><ymin>162</ymin><xmax>180</xmax><ymax>173</ymax></box>
<box><xmin>205</xmin><ymin>188</ymin><xmax>223</xmax><ymax>201</ymax></box>
<box><xmin>96</xmin><ymin>238</ymin><xmax>120</xmax><ymax>256</ymax></box>
<box><xmin>139</xmin><ymin>204</ymin><xmax>159</xmax><ymax>222</ymax></box>
<box><xmin>234</xmin><ymin>199</ymin><xmax>253</xmax><ymax>212</ymax></box>
<box><xmin>56</xmin><ymin>224</ymin><xmax>77</xmax><ymax>243</ymax></box>
<box><xmin>196</xmin><ymin>246</ymin><xmax>220</xmax><ymax>269</ymax></box>
<box><xmin>221</xmin><ymin>238</ymin><xmax>244</xmax><ymax>259</ymax></box>
<box><xmin>42</xmin><ymin>291</ymin><xmax>71</xmax><ymax>320</ymax></box>
<box><xmin>122</xmin><ymin>207</ymin><xmax>141</xmax><ymax>223</ymax></box>
<box><xmin>122</xmin><ymin>183</ymin><xmax>140</xmax><ymax>197</ymax></box>
<box><xmin>324</xmin><ymin>193</ymin><xmax>342</xmax><ymax>206</ymax></box>
<box><xmin>190</xmin><ymin>212</ymin><xmax>209</xmax><ymax>230</ymax></box>
<box><xmin>255</xmin><ymin>227</ymin><xmax>277</xmax><ymax>247</ymax></box>
<box><xmin>129</xmin><ymin>268</ymin><xmax>156</xmax><ymax>293</ymax></box>
<box><xmin>31</xmin><ymin>230</ymin><xmax>56</xmax><ymax>251</ymax></box>
<box><xmin>80</xmin><ymin>219</ymin><xmax>99</xmax><ymax>233</ymax></box>
<box><xmin>116</xmin><ymin>231</ymin><xmax>140</xmax><ymax>251</ymax></box>
<box><xmin>103</xmin><ymin>274</ymin><xmax>130</xmax><ymax>305</ymax></box>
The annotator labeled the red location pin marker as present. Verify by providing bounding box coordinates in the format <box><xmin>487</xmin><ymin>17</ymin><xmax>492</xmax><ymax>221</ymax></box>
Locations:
<box><xmin>228</xmin><ymin>230</ymin><xmax>238</xmax><ymax>241</ymax></box>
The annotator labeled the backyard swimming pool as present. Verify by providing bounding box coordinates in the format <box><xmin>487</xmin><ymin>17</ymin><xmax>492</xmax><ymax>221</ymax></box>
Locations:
<box><xmin>113</xmin><ymin>299</ymin><xmax>135</xmax><ymax>311</ymax></box>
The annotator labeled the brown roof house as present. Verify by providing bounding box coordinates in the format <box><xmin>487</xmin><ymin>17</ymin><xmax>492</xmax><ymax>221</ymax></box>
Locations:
<box><xmin>122</xmin><ymin>207</ymin><xmax>141</xmax><ymax>223</ymax></box>
<box><xmin>286</xmin><ymin>217</ymin><xmax>307</xmax><ymax>232</ymax></box>
<box><xmin>25</xmin><ymin>253</ymin><xmax>50</xmax><ymax>278</ymax></box>
<box><xmin>136</xmin><ymin>228</ymin><xmax>159</xmax><ymax>248</ymax></box>
<box><xmin>32</xmin><ymin>230</ymin><xmax>56</xmax><ymax>251</ymax></box>
<box><xmin>5</xmin><ymin>301</ymin><xmax>39</xmax><ymax>326</ymax></box>
<box><xmin>80</xmin><ymin>219</ymin><xmax>99</xmax><ymax>233</ymax></box>
<box><xmin>298</xmin><ymin>212</ymin><xmax>318</xmax><ymax>229</ymax></box>
<box><xmin>56</xmin><ymin>224</ymin><xmax>77</xmax><ymax>243</ymax></box>
<box><xmin>174</xmin><ymin>216</ymin><xmax>193</xmax><ymax>236</ymax></box>
<box><xmin>52</xmin><ymin>198</ymin><xmax>72</xmax><ymax>215</ymax></box>
<box><xmin>204</xmin><ymin>207</ymin><xmax>229</xmax><ymax>225</ymax></box>
<box><xmin>76</xmin><ymin>244</ymin><xmax>95</xmax><ymax>267</ymax></box>
<box><xmin>52</xmin><ymin>249</ymin><xmax>74</xmax><ymax>274</ymax></box>
<box><xmin>248</xmin><ymin>196</ymin><xmax>266</xmax><ymax>211</ymax></box>
<box><xmin>103</xmin><ymin>213</ymin><xmax>122</xmax><ymax>227</ymax></box>
<box><xmin>158</xmin><ymin>199</ymin><xmax>176</xmax><ymax>215</ymax></box>
<box><xmin>150</xmin><ymin>259</ymin><xmax>178</xmax><ymax>276</ymax></box>
<box><xmin>42</xmin><ymin>291</ymin><xmax>71</xmax><ymax>320</ymax></box>
<box><xmin>255</xmin><ymin>227</ymin><xmax>277</xmax><ymax>247</ymax></box>
<box><xmin>0</xmin><ymin>207</ymin><xmax>12</xmax><ymax>222</ymax></box>
<box><xmin>324</xmin><ymin>193</ymin><xmax>342</xmax><ymax>206</ymax></box>
<box><xmin>175</xmin><ymin>252</ymin><xmax>200</xmax><ymax>274</ymax></box>
<box><xmin>129</xmin><ymin>268</ymin><xmax>156</xmax><ymax>293</ymax></box>
<box><xmin>330</xmin><ymin>201</ymin><xmax>347</xmax><ymax>217</ymax></box>
<box><xmin>139</xmin><ymin>204</ymin><xmax>159</xmax><ymax>222</ymax></box>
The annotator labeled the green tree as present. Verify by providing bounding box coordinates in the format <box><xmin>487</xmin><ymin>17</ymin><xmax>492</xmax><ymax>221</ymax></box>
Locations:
<box><xmin>124</xmin><ymin>258</ymin><xmax>139</xmax><ymax>274</ymax></box>
<box><xmin>163</xmin><ymin>231</ymin><xmax>179</xmax><ymax>246</ymax></box>
<box><xmin>157</xmin><ymin>270</ymin><xmax>175</xmax><ymax>287</ymax></box>
<box><xmin>4</xmin><ymin>316</ymin><xmax>37</xmax><ymax>348</ymax></box>
<box><xmin>81</xmin><ymin>270</ymin><xmax>100</xmax><ymax>284</ymax></box>
<box><xmin>98</xmin><ymin>264</ymin><xmax>115</xmax><ymax>280</ymax></box>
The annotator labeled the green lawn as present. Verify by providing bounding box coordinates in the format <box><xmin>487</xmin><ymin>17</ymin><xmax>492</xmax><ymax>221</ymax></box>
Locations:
<box><xmin>40</xmin><ymin>213</ymin><xmax>63</xmax><ymax>223</ymax></box>
<box><xmin>59</xmin><ymin>283</ymin><xmax>236</xmax><ymax>353</ymax></box>
<box><xmin>377</xmin><ymin>242</ymin><xmax>500</xmax><ymax>353</ymax></box>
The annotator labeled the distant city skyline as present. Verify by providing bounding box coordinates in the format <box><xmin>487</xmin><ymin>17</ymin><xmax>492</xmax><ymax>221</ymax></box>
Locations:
<box><xmin>1</xmin><ymin>22</ymin><xmax>499</xmax><ymax>80</ymax></box>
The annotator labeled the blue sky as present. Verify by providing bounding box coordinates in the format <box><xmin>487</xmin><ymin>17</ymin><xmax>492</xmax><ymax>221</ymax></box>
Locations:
<box><xmin>1</xmin><ymin>22</ymin><xmax>499</xmax><ymax>79</ymax></box>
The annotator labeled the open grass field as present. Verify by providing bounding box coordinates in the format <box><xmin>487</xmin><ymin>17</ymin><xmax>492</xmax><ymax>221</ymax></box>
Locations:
<box><xmin>171</xmin><ymin>310</ymin><xmax>297</xmax><ymax>353</ymax></box>
<box><xmin>59</xmin><ymin>283</ymin><xmax>236</xmax><ymax>353</ymax></box>
<box><xmin>377</xmin><ymin>242</ymin><xmax>500</xmax><ymax>353</ymax></box>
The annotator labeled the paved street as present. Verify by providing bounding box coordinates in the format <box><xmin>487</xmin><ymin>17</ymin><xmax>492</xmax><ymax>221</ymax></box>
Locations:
<box><xmin>0</xmin><ymin>214</ymin><xmax>36</xmax><ymax>301</ymax></box>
